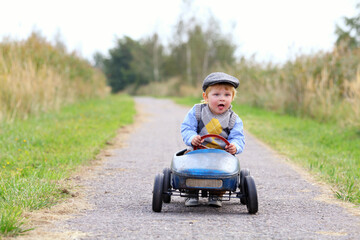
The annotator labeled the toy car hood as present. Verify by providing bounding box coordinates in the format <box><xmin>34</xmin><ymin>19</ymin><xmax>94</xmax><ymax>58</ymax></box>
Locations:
<box><xmin>171</xmin><ymin>149</ymin><xmax>240</xmax><ymax>177</ymax></box>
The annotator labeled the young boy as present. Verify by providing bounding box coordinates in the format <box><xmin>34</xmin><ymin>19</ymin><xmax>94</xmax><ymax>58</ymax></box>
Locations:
<box><xmin>181</xmin><ymin>72</ymin><xmax>245</xmax><ymax>207</ymax></box>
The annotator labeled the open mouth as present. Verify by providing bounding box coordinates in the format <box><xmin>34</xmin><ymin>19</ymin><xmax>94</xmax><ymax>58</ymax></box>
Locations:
<box><xmin>217</xmin><ymin>104</ymin><xmax>225</xmax><ymax>110</ymax></box>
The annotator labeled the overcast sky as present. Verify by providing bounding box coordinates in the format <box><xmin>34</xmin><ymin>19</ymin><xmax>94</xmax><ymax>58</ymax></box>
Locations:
<box><xmin>1</xmin><ymin>0</ymin><xmax>358</xmax><ymax>64</ymax></box>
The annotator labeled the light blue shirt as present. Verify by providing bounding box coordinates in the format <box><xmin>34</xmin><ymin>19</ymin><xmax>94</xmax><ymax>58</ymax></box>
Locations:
<box><xmin>181</xmin><ymin>105</ymin><xmax>245</xmax><ymax>154</ymax></box>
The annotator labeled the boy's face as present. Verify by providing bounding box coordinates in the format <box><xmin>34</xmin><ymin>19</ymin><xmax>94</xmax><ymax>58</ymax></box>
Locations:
<box><xmin>203</xmin><ymin>85</ymin><xmax>233</xmax><ymax>115</ymax></box>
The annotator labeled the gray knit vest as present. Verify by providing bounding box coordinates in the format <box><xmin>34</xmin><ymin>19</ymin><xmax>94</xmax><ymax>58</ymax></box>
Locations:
<box><xmin>195</xmin><ymin>103</ymin><xmax>237</xmax><ymax>149</ymax></box>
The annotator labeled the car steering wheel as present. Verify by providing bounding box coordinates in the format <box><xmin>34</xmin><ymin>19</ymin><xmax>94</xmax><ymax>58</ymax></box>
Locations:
<box><xmin>193</xmin><ymin>134</ymin><xmax>230</xmax><ymax>150</ymax></box>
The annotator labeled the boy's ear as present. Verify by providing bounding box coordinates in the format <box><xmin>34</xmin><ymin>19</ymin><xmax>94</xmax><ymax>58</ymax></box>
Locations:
<box><xmin>202</xmin><ymin>92</ymin><xmax>207</xmax><ymax>102</ymax></box>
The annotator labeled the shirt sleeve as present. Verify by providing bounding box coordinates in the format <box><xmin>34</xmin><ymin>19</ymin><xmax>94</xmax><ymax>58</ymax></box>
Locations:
<box><xmin>228</xmin><ymin>116</ymin><xmax>245</xmax><ymax>154</ymax></box>
<box><xmin>181</xmin><ymin>106</ymin><xmax>198</xmax><ymax>147</ymax></box>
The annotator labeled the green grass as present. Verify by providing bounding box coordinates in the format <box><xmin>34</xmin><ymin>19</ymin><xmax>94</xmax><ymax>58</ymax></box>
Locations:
<box><xmin>0</xmin><ymin>94</ymin><xmax>135</xmax><ymax>237</ymax></box>
<box><xmin>174</xmin><ymin>97</ymin><xmax>360</xmax><ymax>205</ymax></box>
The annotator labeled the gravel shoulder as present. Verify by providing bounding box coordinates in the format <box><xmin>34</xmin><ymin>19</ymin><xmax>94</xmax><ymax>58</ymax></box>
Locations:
<box><xmin>16</xmin><ymin>97</ymin><xmax>360</xmax><ymax>240</ymax></box>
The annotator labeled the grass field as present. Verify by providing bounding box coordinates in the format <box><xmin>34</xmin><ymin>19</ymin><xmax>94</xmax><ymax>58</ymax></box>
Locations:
<box><xmin>174</xmin><ymin>97</ymin><xmax>360</xmax><ymax>205</ymax></box>
<box><xmin>0</xmin><ymin>94</ymin><xmax>135</xmax><ymax>237</ymax></box>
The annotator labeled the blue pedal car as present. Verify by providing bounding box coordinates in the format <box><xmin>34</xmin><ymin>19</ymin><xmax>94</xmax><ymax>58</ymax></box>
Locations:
<box><xmin>152</xmin><ymin>134</ymin><xmax>258</xmax><ymax>214</ymax></box>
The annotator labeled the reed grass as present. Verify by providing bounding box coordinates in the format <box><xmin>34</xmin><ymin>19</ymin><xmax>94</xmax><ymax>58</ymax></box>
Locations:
<box><xmin>0</xmin><ymin>32</ymin><xmax>109</xmax><ymax>122</ymax></box>
<box><xmin>224</xmin><ymin>46</ymin><xmax>360</xmax><ymax>128</ymax></box>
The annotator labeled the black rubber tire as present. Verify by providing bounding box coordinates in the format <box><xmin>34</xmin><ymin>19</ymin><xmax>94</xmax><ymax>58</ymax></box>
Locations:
<box><xmin>162</xmin><ymin>168</ymin><xmax>171</xmax><ymax>203</ymax></box>
<box><xmin>244</xmin><ymin>176</ymin><xmax>258</xmax><ymax>214</ymax></box>
<box><xmin>240</xmin><ymin>168</ymin><xmax>250</xmax><ymax>205</ymax></box>
<box><xmin>152</xmin><ymin>174</ymin><xmax>164</xmax><ymax>212</ymax></box>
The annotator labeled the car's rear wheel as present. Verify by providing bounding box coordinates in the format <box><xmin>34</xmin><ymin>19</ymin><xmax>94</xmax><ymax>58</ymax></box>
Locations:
<box><xmin>152</xmin><ymin>173</ymin><xmax>163</xmax><ymax>212</ymax></box>
<box><xmin>162</xmin><ymin>168</ymin><xmax>171</xmax><ymax>203</ymax></box>
<box><xmin>240</xmin><ymin>169</ymin><xmax>250</xmax><ymax>204</ymax></box>
<box><xmin>244</xmin><ymin>176</ymin><xmax>258</xmax><ymax>214</ymax></box>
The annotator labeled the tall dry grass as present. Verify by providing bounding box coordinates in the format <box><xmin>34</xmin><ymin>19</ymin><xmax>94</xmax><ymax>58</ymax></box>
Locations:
<box><xmin>228</xmin><ymin>47</ymin><xmax>360</xmax><ymax>128</ymax></box>
<box><xmin>0</xmin><ymin>33</ymin><xmax>109</xmax><ymax>122</ymax></box>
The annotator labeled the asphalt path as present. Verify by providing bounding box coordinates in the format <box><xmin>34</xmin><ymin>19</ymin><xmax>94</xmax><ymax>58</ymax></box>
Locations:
<box><xmin>22</xmin><ymin>97</ymin><xmax>360</xmax><ymax>239</ymax></box>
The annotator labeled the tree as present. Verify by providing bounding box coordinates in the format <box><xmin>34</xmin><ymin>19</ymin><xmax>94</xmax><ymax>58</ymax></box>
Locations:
<box><xmin>93</xmin><ymin>52</ymin><xmax>105</xmax><ymax>70</ymax></box>
<box><xmin>100</xmin><ymin>35</ymin><xmax>166</xmax><ymax>93</ymax></box>
<box><xmin>169</xmin><ymin>13</ymin><xmax>237</xmax><ymax>86</ymax></box>
<box><xmin>133</xmin><ymin>33</ymin><xmax>164</xmax><ymax>83</ymax></box>
<box><xmin>335</xmin><ymin>4</ymin><xmax>360</xmax><ymax>49</ymax></box>
<box><xmin>103</xmin><ymin>36</ymin><xmax>138</xmax><ymax>92</ymax></box>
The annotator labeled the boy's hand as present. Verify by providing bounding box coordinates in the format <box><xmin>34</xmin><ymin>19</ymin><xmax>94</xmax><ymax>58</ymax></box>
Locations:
<box><xmin>225</xmin><ymin>143</ymin><xmax>237</xmax><ymax>155</ymax></box>
<box><xmin>191</xmin><ymin>135</ymin><xmax>203</xmax><ymax>147</ymax></box>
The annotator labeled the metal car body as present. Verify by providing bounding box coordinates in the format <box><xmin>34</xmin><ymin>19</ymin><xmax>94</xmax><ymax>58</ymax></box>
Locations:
<box><xmin>171</xmin><ymin>148</ymin><xmax>240</xmax><ymax>192</ymax></box>
<box><xmin>152</xmin><ymin>134</ymin><xmax>258</xmax><ymax>214</ymax></box>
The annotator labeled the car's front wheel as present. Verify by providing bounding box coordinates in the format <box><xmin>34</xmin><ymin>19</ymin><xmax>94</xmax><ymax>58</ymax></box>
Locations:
<box><xmin>240</xmin><ymin>169</ymin><xmax>250</xmax><ymax>205</ymax></box>
<box><xmin>152</xmin><ymin>173</ymin><xmax>164</xmax><ymax>212</ymax></box>
<box><xmin>244</xmin><ymin>175</ymin><xmax>258</xmax><ymax>214</ymax></box>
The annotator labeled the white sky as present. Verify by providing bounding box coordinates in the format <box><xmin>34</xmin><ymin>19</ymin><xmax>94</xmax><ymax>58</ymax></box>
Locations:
<box><xmin>0</xmin><ymin>0</ymin><xmax>358</xmax><ymax>64</ymax></box>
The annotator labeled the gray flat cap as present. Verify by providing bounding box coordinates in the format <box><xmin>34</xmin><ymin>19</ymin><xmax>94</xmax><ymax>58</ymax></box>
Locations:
<box><xmin>202</xmin><ymin>72</ymin><xmax>239</xmax><ymax>91</ymax></box>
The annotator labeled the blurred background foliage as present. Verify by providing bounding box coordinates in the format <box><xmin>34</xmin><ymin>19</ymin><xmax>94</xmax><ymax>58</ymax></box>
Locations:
<box><xmin>1</xmin><ymin>2</ymin><xmax>360</xmax><ymax>128</ymax></box>
<box><xmin>94</xmin><ymin>3</ymin><xmax>360</xmax><ymax>128</ymax></box>
<box><xmin>0</xmin><ymin>32</ymin><xmax>109</xmax><ymax>122</ymax></box>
